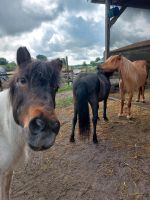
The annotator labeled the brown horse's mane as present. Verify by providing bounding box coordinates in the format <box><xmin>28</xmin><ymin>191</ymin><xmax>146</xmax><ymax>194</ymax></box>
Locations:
<box><xmin>119</xmin><ymin>56</ymin><xmax>147</xmax><ymax>92</ymax></box>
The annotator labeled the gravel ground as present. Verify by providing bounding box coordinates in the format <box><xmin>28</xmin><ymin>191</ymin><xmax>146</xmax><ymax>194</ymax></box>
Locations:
<box><xmin>10</xmin><ymin>89</ymin><xmax>150</xmax><ymax>200</ymax></box>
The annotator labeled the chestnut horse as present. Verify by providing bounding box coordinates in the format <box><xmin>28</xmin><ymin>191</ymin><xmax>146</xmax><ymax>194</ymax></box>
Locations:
<box><xmin>0</xmin><ymin>47</ymin><xmax>62</xmax><ymax>200</ymax></box>
<box><xmin>100</xmin><ymin>55</ymin><xmax>148</xmax><ymax>119</ymax></box>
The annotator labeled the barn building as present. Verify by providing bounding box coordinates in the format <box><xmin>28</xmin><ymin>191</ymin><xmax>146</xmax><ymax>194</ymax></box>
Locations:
<box><xmin>90</xmin><ymin>0</ymin><xmax>150</xmax><ymax>64</ymax></box>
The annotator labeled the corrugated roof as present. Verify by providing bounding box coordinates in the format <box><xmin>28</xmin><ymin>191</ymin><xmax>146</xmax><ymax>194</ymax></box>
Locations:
<box><xmin>111</xmin><ymin>40</ymin><xmax>150</xmax><ymax>53</ymax></box>
<box><xmin>91</xmin><ymin>0</ymin><xmax>150</xmax><ymax>9</ymax></box>
<box><xmin>110</xmin><ymin>40</ymin><xmax>150</xmax><ymax>61</ymax></box>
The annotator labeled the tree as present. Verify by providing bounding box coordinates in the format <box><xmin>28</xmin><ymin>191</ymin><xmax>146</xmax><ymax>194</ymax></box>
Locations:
<box><xmin>36</xmin><ymin>54</ymin><xmax>47</xmax><ymax>61</ymax></box>
<box><xmin>90</xmin><ymin>61</ymin><xmax>96</xmax><ymax>67</ymax></box>
<box><xmin>6</xmin><ymin>62</ymin><xmax>16</xmax><ymax>71</ymax></box>
<box><xmin>83</xmin><ymin>61</ymin><xmax>87</xmax><ymax>67</ymax></box>
<box><xmin>0</xmin><ymin>58</ymin><xmax>8</xmax><ymax>65</ymax></box>
<box><xmin>95</xmin><ymin>57</ymin><xmax>101</xmax><ymax>62</ymax></box>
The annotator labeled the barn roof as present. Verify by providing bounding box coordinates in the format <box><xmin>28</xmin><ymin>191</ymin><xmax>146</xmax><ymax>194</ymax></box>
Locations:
<box><xmin>110</xmin><ymin>40</ymin><xmax>150</xmax><ymax>62</ymax></box>
<box><xmin>91</xmin><ymin>0</ymin><xmax>150</xmax><ymax>9</ymax></box>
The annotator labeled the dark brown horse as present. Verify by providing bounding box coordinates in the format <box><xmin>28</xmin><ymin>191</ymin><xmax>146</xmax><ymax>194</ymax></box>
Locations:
<box><xmin>70</xmin><ymin>69</ymin><xmax>113</xmax><ymax>143</ymax></box>
<box><xmin>0</xmin><ymin>47</ymin><xmax>62</xmax><ymax>199</ymax></box>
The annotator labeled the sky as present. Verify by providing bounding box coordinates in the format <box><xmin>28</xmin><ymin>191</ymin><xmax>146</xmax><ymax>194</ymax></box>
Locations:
<box><xmin>0</xmin><ymin>0</ymin><xmax>150</xmax><ymax>65</ymax></box>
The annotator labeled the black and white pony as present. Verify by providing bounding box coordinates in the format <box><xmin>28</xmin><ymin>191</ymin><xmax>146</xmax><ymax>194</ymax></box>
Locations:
<box><xmin>70</xmin><ymin>68</ymin><xmax>113</xmax><ymax>143</ymax></box>
<box><xmin>0</xmin><ymin>47</ymin><xmax>62</xmax><ymax>200</ymax></box>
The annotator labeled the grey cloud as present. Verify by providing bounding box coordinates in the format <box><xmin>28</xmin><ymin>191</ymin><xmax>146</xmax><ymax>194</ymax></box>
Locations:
<box><xmin>0</xmin><ymin>0</ymin><xmax>105</xmax><ymax>64</ymax></box>
<box><xmin>0</xmin><ymin>0</ymin><xmax>64</xmax><ymax>36</ymax></box>
<box><xmin>110</xmin><ymin>8</ymin><xmax>150</xmax><ymax>49</ymax></box>
<box><xmin>32</xmin><ymin>15</ymin><xmax>104</xmax><ymax>59</ymax></box>
<box><xmin>0</xmin><ymin>0</ymin><xmax>100</xmax><ymax>36</ymax></box>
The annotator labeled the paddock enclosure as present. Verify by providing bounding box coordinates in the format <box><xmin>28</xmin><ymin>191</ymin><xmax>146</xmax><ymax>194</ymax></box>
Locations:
<box><xmin>9</xmin><ymin>89</ymin><xmax>150</xmax><ymax>200</ymax></box>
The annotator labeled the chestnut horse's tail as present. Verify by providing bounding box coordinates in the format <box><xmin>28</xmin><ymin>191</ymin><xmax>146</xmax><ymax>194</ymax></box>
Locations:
<box><xmin>76</xmin><ymin>82</ymin><xmax>90</xmax><ymax>138</ymax></box>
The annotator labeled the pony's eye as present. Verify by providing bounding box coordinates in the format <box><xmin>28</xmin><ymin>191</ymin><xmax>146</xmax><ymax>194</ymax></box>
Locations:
<box><xmin>17</xmin><ymin>77</ymin><xmax>27</xmax><ymax>85</ymax></box>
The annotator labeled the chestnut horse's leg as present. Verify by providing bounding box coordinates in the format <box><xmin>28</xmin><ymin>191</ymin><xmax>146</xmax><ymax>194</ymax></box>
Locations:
<box><xmin>118</xmin><ymin>91</ymin><xmax>125</xmax><ymax>117</ymax></box>
<box><xmin>136</xmin><ymin>87</ymin><xmax>141</xmax><ymax>102</ymax></box>
<box><xmin>141</xmin><ymin>86</ymin><xmax>145</xmax><ymax>103</ymax></box>
<box><xmin>0</xmin><ymin>171</ymin><xmax>13</xmax><ymax>200</ymax></box>
<box><xmin>127</xmin><ymin>93</ymin><xmax>133</xmax><ymax>119</ymax></box>
<box><xmin>118</xmin><ymin>80</ymin><xmax>125</xmax><ymax>117</ymax></box>
<box><xmin>70</xmin><ymin>102</ymin><xmax>77</xmax><ymax>143</ymax></box>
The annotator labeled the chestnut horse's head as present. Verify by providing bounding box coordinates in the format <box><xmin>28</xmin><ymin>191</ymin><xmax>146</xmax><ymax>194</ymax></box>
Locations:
<box><xmin>99</xmin><ymin>55</ymin><xmax>122</xmax><ymax>72</ymax></box>
<box><xmin>9</xmin><ymin>47</ymin><xmax>62</xmax><ymax>151</ymax></box>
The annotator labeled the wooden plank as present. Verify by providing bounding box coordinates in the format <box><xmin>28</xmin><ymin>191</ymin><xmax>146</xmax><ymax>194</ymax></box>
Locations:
<box><xmin>105</xmin><ymin>0</ymin><xmax>110</xmax><ymax>60</ymax></box>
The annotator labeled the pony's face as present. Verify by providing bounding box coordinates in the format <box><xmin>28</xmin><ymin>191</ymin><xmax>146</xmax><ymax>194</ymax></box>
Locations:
<box><xmin>10</xmin><ymin>47</ymin><xmax>62</xmax><ymax>151</ymax></box>
<box><xmin>100</xmin><ymin>55</ymin><xmax>122</xmax><ymax>72</ymax></box>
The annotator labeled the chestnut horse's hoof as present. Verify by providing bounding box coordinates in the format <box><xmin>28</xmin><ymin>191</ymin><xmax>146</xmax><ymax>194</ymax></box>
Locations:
<box><xmin>127</xmin><ymin>115</ymin><xmax>132</xmax><ymax>120</ymax></box>
<box><xmin>118</xmin><ymin>113</ymin><xmax>124</xmax><ymax>117</ymax></box>
<box><xmin>142</xmin><ymin>100</ymin><xmax>145</xmax><ymax>103</ymax></box>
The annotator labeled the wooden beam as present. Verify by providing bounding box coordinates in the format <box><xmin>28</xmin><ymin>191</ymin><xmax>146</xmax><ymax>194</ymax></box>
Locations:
<box><xmin>105</xmin><ymin>0</ymin><xmax>110</xmax><ymax>60</ymax></box>
<box><xmin>110</xmin><ymin>6</ymin><xmax>127</xmax><ymax>28</ymax></box>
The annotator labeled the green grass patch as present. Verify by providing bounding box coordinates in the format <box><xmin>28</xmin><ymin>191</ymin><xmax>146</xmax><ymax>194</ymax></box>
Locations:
<box><xmin>58</xmin><ymin>84</ymin><xmax>72</xmax><ymax>93</ymax></box>
<box><xmin>56</xmin><ymin>96</ymin><xmax>73</xmax><ymax>108</ymax></box>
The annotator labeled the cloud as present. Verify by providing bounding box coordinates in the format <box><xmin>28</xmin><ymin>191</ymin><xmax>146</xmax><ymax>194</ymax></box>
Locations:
<box><xmin>0</xmin><ymin>0</ymin><xmax>105</xmax><ymax>64</ymax></box>
<box><xmin>0</xmin><ymin>0</ymin><xmax>149</xmax><ymax>65</ymax></box>
<box><xmin>110</xmin><ymin>7</ymin><xmax>150</xmax><ymax>49</ymax></box>
<box><xmin>0</xmin><ymin>0</ymin><xmax>64</xmax><ymax>36</ymax></box>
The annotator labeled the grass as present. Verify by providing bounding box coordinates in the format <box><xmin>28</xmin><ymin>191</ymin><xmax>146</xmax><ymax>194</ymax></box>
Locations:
<box><xmin>56</xmin><ymin>96</ymin><xmax>73</xmax><ymax>108</ymax></box>
<box><xmin>58</xmin><ymin>83</ymin><xmax>72</xmax><ymax>93</ymax></box>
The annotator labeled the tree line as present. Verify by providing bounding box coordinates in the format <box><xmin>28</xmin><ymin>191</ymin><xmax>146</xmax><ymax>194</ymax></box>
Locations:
<box><xmin>0</xmin><ymin>54</ymin><xmax>102</xmax><ymax>71</ymax></box>
<box><xmin>0</xmin><ymin>54</ymin><xmax>48</xmax><ymax>72</ymax></box>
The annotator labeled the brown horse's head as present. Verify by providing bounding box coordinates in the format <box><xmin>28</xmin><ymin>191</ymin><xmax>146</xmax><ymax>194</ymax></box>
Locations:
<box><xmin>9</xmin><ymin>47</ymin><xmax>62</xmax><ymax>151</ymax></box>
<box><xmin>99</xmin><ymin>55</ymin><xmax>122</xmax><ymax>72</ymax></box>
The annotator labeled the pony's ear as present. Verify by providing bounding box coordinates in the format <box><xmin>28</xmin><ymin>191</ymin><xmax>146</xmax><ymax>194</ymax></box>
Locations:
<box><xmin>50</xmin><ymin>58</ymin><xmax>63</xmax><ymax>72</ymax></box>
<box><xmin>16</xmin><ymin>47</ymin><xmax>31</xmax><ymax>67</ymax></box>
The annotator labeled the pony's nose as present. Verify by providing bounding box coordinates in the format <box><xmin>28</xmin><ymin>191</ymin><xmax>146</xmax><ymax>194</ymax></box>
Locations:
<box><xmin>29</xmin><ymin>117</ymin><xmax>46</xmax><ymax>135</ymax></box>
<box><xmin>51</xmin><ymin>120</ymin><xmax>60</xmax><ymax>134</ymax></box>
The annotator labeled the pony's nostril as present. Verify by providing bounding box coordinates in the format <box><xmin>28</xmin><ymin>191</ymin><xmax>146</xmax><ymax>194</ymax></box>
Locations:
<box><xmin>29</xmin><ymin>118</ymin><xmax>46</xmax><ymax>134</ymax></box>
<box><xmin>36</xmin><ymin>118</ymin><xmax>45</xmax><ymax>130</ymax></box>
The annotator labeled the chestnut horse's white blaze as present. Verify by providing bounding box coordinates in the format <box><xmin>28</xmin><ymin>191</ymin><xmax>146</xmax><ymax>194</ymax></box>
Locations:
<box><xmin>0</xmin><ymin>47</ymin><xmax>62</xmax><ymax>200</ymax></box>
<box><xmin>101</xmin><ymin>55</ymin><xmax>148</xmax><ymax>118</ymax></box>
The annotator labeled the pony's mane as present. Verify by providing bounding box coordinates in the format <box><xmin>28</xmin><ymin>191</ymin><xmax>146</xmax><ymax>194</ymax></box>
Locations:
<box><xmin>97</xmin><ymin>67</ymin><xmax>113</xmax><ymax>78</ymax></box>
<box><xmin>11</xmin><ymin>59</ymin><xmax>61</xmax><ymax>85</ymax></box>
<box><xmin>9</xmin><ymin>59</ymin><xmax>62</xmax><ymax>104</ymax></box>
<box><xmin>120</xmin><ymin>56</ymin><xmax>140</xmax><ymax>91</ymax></box>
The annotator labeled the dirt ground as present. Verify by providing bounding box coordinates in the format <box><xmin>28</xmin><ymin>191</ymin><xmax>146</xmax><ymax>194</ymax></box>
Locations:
<box><xmin>11</xmin><ymin>90</ymin><xmax>150</xmax><ymax>200</ymax></box>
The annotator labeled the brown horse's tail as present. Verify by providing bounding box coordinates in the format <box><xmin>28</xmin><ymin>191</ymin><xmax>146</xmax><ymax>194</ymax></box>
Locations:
<box><xmin>76</xmin><ymin>82</ymin><xmax>90</xmax><ymax>138</ymax></box>
<box><xmin>146</xmin><ymin>64</ymin><xmax>149</xmax><ymax>80</ymax></box>
<box><xmin>145</xmin><ymin>62</ymin><xmax>149</xmax><ymax>85</ymax></box>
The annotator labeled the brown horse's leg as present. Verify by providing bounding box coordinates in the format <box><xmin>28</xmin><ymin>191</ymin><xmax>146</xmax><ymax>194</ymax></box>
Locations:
<box><xmin>136</xmin><ymin>87</ymin><xmax>141</xmax><ymax>102</ymax></box>
<box><xmin>118</xmin><ymin>89</ymin><xmax>125</xmax><ymax>117</ymax></box>
<box><xmin>127</xmin><ymin>93</ymin><xmax>133</xmax><ymax>119</ymax></box>
<box><xmin>141</xmin><ymin>86</ymin><xmax>145</xmax><ymax>103</ymax></box>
